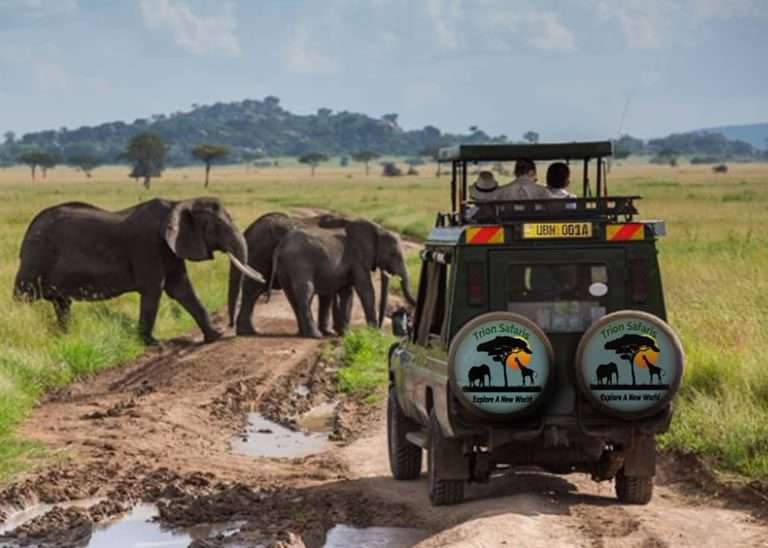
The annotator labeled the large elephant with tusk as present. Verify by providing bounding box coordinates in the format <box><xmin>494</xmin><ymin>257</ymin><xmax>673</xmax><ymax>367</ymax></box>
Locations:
<box><xmin>271</xmin><ymin>219</ymin><xmax>417</xmax><ymax>338</ymax></box>
<box><xmin>13</xmin><ymin>197</ymin><xmax>264</xmax><ymax>345</ymax></box>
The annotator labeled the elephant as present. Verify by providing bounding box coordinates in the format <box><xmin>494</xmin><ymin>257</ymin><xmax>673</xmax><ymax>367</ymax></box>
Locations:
<box><xmin>596</xmin><ymin>362</ymin><xmax>619</xmax><ymax>385</ymax></box>
<box><xmin>227</xmin><ymin>212</ymin><xmax>351</xmax><ymax>336</ymax></box>
<box><xmin>271</xmin><ymin>219</ymin><xmax>417</xmax><ymax>338</ymax></box>
<box><xmin>468</xmin><ymin>364</ymin><xmax>491</xmax><ymax>387</ymax></box>
<box><xmin>14</xmin><ymin>198</ymin><xmax>264</xmax><ymax>345</ymax></box>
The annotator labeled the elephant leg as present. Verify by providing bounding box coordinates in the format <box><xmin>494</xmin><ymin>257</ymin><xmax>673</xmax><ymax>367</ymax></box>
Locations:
<box><xmin>333</xmin><ymin>286</ymin><xmax>354</xmax><ymax>335</ymax></box>
<box><xmin>138</xmin><ymin>290</ymin><xmax>162</xmax><ymax>345</ymax></box>
<box><xmin>52</xmin><ymin>297</ymin><xmax>71</xmax><ymax>330</ymax></box>
<box><xmin>292</xmin><ymin>281</ymin><xmax>322</xmax><ymax>339</ymax></box>
<box><xmin>353</xmin><ymin>270</ymin><xmax>377</xmax><ymax>327</ymax></box>
<box><xmin>318</xmin><ymin>294</ymin><xmax>334</xmax><ymax>336</ymax></box>
<box><xmin>164</xmin><ymin>269</ymin><xmax>222</xmax><ymax>344</ymax></box>
<box><xmin>235</xmin><ymin>278</ymin><xmax>266</xmax><ymax>336</ymax></box>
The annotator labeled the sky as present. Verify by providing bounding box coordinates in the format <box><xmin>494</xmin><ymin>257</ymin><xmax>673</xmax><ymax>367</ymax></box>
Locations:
<box><xmin>0</xmin><ymin>0</ymin><xmax>766</xmax><ymax>140</ymax></box>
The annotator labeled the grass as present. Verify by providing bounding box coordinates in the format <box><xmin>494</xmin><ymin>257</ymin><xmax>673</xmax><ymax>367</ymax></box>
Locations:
<box><xmin>0</xmin><ymin>160</ymin><xmax>767</xmax><ymax>481</ymax></box>
<box><xmin>337</xmin><ymin>327</ymin><xmax>396</xmax><ymax>398</ymax></box>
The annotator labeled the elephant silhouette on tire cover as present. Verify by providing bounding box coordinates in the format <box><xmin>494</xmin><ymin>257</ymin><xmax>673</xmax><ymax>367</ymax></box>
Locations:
<box><xmin>596</xmin><ymin>362</ymin><xmax>619</xmax><ymax>385</ymax></box>
<box><xmin>468</xmin><ymin>364</ymin><xmax>491</xmax><ymax>387</ymax></box>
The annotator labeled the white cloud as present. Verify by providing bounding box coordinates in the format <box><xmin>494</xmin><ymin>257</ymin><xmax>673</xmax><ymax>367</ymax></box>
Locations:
<box><xmin>596</xmin><ymin>0</ymin><xmax>668</xmax><ymax>49</ymax></box>
<box><xmin>492</xmin><ymin>10</ymin><xmax>576</xmax><ymax>51</ymax></box>
<box><xmin>140</xmin><ymin>0</ymin><xmax>240</xmax><ymax>57</ymax></box>
<box><xmin>283</xmin><ymin>26</ymin><xmax>338</xmax><ymax>75</ymax></box>
<box><xmin>691</xmin><ymin>0</ymin><xmax>768</xmax><ymax>19</ymax></box>
<box><xmin>425</xmin><ymin>0</ymin><xmax>461</xmax><ymax>50</ymax></box>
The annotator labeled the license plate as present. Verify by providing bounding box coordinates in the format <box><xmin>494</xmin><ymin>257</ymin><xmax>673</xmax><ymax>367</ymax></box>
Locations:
<box><xmin>522</xmin><ymin>222</ymin><xmax>593</xmax><ymax>239</ymax></box>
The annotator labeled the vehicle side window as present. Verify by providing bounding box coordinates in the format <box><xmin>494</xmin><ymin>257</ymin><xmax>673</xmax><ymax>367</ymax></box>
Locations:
<box><xmin>415</xmin><ymin>261</ymin><xmax>447</xmax><ymax>346</ymax></box>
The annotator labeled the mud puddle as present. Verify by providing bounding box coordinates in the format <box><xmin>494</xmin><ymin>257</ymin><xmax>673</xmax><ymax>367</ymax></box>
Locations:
<box><xmin>0</xmin><ymin>498</ymin><xmax>103</xmax><ymax>535</ymax></box>
<box><xmin>323</xmin><ymin>524</ymin><xmax>430</xmax><ymax>547</ymax></box>
<box><xmin>233</xmin><ymin>402</ymin><xmax>335</xmax><ymax>458</ymax></box>
<box><xmin>88</xmin><ymin>504</ymin><xmax>243</xmax><ymax>548</ymax></box>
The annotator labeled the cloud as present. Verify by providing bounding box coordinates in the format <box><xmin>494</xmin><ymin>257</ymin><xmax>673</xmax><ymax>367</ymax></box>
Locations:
<box><xmin>425</xmin><ymin>0</ymin><xmax>461</xmax><ymax>50</ymax></box>
<box><xmin>283</xmin><ymin>26</ymin><xmax>338</xmax><ymax>75</ymax></box>
<box><xmin>0</xmin><ymin>0</ymin><xmax>78</xmax><ymax>17</ymax></box>
<box><xmin>491</xmin><ymin>10</ymin><xmax>576</xmax><ymax>51</ymax></box>
<box><xmin>596</xmin><ymin>1</ymin><xmax>667</xmax><ymax>49</ymax></box>
<box><xmin>691</xmin><ymin>0</ymin><xmax>768</xmax><ymax>19</ymax></box>
<box><xmin>140</xmin><ymin>0</ymin><xmax>240</xmax><ymax>57</ymax></box>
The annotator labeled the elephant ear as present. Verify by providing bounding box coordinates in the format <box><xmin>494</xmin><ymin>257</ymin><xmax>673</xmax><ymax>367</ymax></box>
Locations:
<box><xmin>164</xmin><ymin>201</ymin><xmax>211</xmax><ymax>261</ymax></box>
<box><xmin>345</xmin><ymin>219</ymin><xmax>379</xmax><ymax>272</ymax></box>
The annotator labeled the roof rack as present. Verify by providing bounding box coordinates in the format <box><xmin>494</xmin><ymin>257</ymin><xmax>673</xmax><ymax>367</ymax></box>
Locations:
<box><xmin>434</xmin><ymin>196</ymin><xmax>641</xmax><ymax>227</ymax></box>
<box><xmin>439</xmin><ymin>141</ymin><xmax>612</xmax><ymax>162</ymax></box>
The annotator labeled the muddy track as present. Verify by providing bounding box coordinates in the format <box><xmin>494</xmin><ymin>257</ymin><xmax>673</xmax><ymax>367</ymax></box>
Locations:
<box><xmin>1</xmin><ymin>272</ymin><xmax>767</xmax><ymax>545</ymax></box>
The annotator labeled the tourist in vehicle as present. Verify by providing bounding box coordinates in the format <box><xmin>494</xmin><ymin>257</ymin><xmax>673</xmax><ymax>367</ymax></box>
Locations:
<box><xmin>469</xmin><ymin>171</ymin><xmax>499</xmax><ymax>202</ymax></box>
<box><xmin>545</xmin><ymin>162</ymin><xmax>576</xmax><ymax>198</ymax></box>
<box><xmin>494</xmin><ymin>159</ymin><xmax>549</xmax><ymax>200</ymax></box>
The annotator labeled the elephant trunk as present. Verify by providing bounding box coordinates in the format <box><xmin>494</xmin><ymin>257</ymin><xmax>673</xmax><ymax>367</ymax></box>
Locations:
<box><xmin>398</xmin><ymin>263</ymin><xmax>417</xmax><ymax>307</ymax></box>
<box><xmin>378</xmin><ymin>272</ymin><xmax>390</xmax><ymax>328</ymax></box>
<box><xmin>220</xmin><ymin>226</ymin><xmax>249</xmax><ymax>326</ymax></box>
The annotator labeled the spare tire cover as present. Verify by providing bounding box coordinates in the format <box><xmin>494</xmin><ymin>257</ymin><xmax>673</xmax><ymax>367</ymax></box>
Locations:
<box><xmin>449</xmin><ymin>312</ymin><xmax>554</xmax><ymax>418</ymax></box>
<box><xmin>576</xmin><ymin>310</ymin><xmax>685</xmax><ymax>418</ymax></box>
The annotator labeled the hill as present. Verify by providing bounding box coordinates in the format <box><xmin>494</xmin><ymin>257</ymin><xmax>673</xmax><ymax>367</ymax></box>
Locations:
<box><xmin>0</xmin><ymin>96</ymin><xmax>507</xmax><ymax>166</ymax></box>
<box><xmin>693</xmin><ymin>123</ymin><xmax>768</xmax><ymax>150</ymax></box>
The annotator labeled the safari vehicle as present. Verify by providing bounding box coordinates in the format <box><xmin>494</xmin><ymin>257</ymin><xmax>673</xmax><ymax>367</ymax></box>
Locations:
<box><xmin>387</xmin><ymin>141</ymin><xmax>684</xmax><ymax>506</ymax></box>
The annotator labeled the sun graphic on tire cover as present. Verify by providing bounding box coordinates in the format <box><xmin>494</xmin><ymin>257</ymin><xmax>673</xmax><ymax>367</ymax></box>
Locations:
<box><xmin>505</xmin><ymin>348</ymin><xmax>531</xmax><ymax>370</ymax></box>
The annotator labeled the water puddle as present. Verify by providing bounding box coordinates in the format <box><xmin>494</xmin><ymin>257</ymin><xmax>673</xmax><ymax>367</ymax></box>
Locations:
<box><xmin>323</xmin><ymin>524</ymin><xmax>430</xmax><ymax>547</ymax></box>
<box><xmin>88</xmin><ymin>504</ymin><xmax>243</xmax><ymax>547</ymax></box>
<box><xmin>0</xmin><ymin>497</ymin><xmax>103</xmax><ymax>535</ymax></box>
<box><xmin>232</xmin><ymin>410</ymin><xmax>331</xmax><ymax>458</ymax></box>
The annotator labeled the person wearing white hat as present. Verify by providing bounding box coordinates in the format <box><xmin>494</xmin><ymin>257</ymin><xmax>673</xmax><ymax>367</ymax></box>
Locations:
<box><xmin>469</xmin><ymin>170</ymin><xmax>499</xmax><ymax>202</ymax></box>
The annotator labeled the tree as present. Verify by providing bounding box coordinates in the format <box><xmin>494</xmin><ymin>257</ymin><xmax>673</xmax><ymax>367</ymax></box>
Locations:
<box><xmin>192</xmin><ymin>144</ymin><xmax>230</xmax><ymax>188</ymax></box>
<box><xmin>604</xmin><ymin>334</ymin><xmax>660</xmax><ymax>386</ymax></box>
<box><xmin>351</xmin><ymin>150</ymin><xmax>381</xmax><ymax>175</ymax></box>
<box><xmin>298</xmin><ymin>152</ymin><xmax>328</xmax><ymax>176</ymax></box>
<box><xmin>523</xmin><ymin>131</ymin><xmax>539</xmax><ymax>144</ymax></box>
<box><xmin>382</xmin><ymin>113</ymin><xmax>399</xmax><ymax>126</ymax></box>
<box><xmin>17</xmin><ymin>151</ymin><xmax>55</xmax><ymax>180</ymax></box>
<box><xmin>67</xmin><ymin>153</ymin><xmax>102</xmax><ymax>177</ymax></box>
<box><xmin>122</xmin><ymin>132</ymin><xmax>168</xmax><ymax>189</ymax></box>
<box><xmin>477</xmin><ymin>336</ymin><xmax>533</xmax><ymax>388</ymax></box>
<box><xmin>469</xmin><ymin>125</ymin><xmax>479</xmax><ymax>133</ymax></box>
<box><xmin>3</xmin><ymin>131</ymin><xmax>14</xmax><ymax>145</ymax></box>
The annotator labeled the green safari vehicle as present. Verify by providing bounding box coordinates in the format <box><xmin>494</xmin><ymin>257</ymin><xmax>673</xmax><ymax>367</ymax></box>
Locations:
<box><xmin>387</xmin><ymin>141</ymin><xmax>685</xmax><ymax>506</ymax></box>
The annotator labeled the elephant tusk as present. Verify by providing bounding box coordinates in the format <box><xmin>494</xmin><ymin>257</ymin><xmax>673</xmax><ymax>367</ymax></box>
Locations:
<box><xmin>227</xmin><ymin>253</ymin><xmax>266</xmax><ymax>284</ymax></box>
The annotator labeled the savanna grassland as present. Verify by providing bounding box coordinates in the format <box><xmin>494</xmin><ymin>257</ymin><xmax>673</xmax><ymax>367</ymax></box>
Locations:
<box><xmin>0</xmin><ymin>161</ymin><xmax>766</xmax><ymax>482</ymax></box>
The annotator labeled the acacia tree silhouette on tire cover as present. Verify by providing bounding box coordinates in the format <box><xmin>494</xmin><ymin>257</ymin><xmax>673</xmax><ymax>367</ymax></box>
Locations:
<box><xmin>604</xmin><ymin>334</ymin><xmax>660</xmax><ymax>386</ymax></box>
<box><xmin>477</xmin><ymin>336</ymin><xmax>532</xmax><ymax>388</ymax></box>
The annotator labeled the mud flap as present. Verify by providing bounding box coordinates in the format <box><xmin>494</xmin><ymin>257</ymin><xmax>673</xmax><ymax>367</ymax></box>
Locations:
<box><xmin>623</xmin><ymin>433</ymin><xmax>656</xmax><ymax>477</ymax></box>
<box><xmin>432</xmin><ymin>426</ymin><xmax>469</xmax><ymax>480</ymax></box>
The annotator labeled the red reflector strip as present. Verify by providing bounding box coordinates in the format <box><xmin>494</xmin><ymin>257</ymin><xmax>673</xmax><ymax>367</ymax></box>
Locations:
<box><xmin>466</xmin><ymin>226</ymin><xmax>504</xmax><ymax>244</ymax></box>
<box><xmin>606</xmin><ymin>224</ymin><xmax>644</xmax><ymax>241</ymax></box>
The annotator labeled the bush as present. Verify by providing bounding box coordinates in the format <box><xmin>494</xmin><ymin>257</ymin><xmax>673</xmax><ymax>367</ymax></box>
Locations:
<box><xmin>381</xmin><ymin>162</ymin><xmax>403</xmax><ymax>177</ymax></box>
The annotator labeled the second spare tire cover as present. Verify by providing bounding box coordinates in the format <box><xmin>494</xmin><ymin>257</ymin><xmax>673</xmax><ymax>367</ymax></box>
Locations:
<box><xmin>449</xmin><ymin>312</ymin><xmax>554</xmax><ymax>419</ymax></box>
<box><xmin>575</xmin><ymin>310</ymin><xmax>685</xmax><ymax>419</ymax></box>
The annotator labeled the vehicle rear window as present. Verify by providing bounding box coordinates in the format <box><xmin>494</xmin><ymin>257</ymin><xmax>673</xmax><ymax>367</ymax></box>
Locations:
<box><xmin>505</xmin><ymin>264</ymin><xmax>608</xmax><ymax>332</ymax></box>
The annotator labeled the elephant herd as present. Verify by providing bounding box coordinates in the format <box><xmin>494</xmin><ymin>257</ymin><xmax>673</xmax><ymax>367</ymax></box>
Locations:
<box><xmin>13</xmin><ymin>197</ymin><xmax>415</xmax><ymax>344</ymax></box>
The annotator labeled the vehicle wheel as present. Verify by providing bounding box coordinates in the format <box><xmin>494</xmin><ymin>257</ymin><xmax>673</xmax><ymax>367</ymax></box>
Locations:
<box><xmin>615</xmin><ymin>470</ymin><xmax>653</xmax><ymax>504</ymax></box>
<box><xmin>387</xmin><ymin>386</ymin><xmax>422</xmax><ymax>480</ymax></box>
<box><xmin>427</xmin><ymin>411</ymin><xmax>464</xmax><ymax>506</ymax></box>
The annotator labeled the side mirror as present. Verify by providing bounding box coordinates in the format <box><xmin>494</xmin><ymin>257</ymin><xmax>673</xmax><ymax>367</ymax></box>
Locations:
<box><xmin>391</xmin><ymin>307</ymin><xmax>411</xmax><ymax>338</ymax></box>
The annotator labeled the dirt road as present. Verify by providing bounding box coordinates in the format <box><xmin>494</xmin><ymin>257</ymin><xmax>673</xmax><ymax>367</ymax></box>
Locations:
<box><xmin>0</xmin><ymin>289</ymin><xmax>766</xmax><ymax>547</ymax></box>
